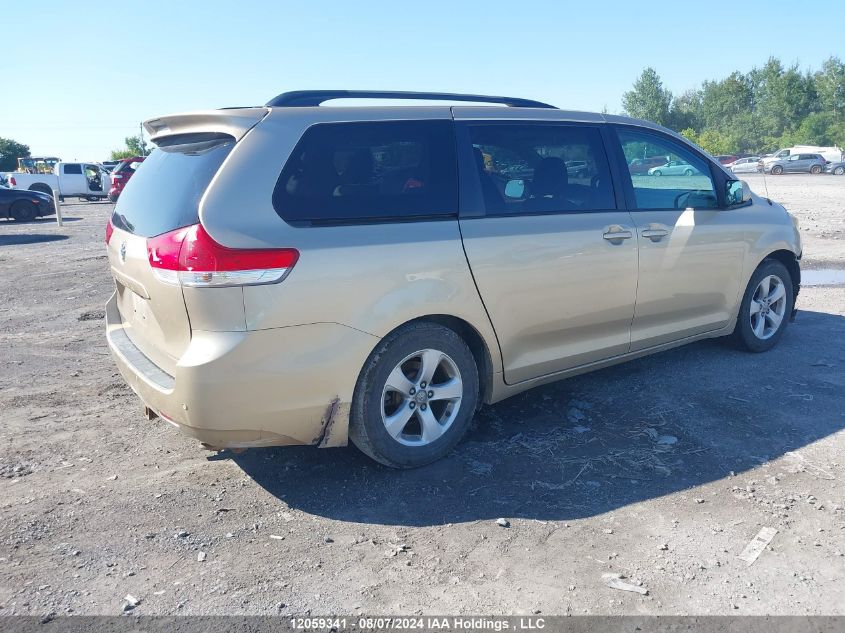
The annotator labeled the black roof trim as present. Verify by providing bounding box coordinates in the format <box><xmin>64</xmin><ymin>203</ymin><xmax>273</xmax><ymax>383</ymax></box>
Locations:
<box><xmin>265</xmin><ymin>90</ymin><xmax>556</xmax><ymax>109</ymax></box>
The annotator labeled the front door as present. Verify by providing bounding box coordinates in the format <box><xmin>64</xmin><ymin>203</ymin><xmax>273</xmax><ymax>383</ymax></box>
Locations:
<box><xmin>60</xmin><ymin>163</ymin><xmax>85</xmax><ymax>195</ymax></box>
<box><xmin>615</xmin><ymin>127</ymin><xmax>746</xmax><ymax>351</ymax></box>
<box><xmin>458</xmin><ymin>122</ymin><xmax>638</xmax><ymax>384</ymax></box>
<box><xmin>84</xmin><ymin>164</ymin><xmax>104</xmax><ymax>193</ymax></box>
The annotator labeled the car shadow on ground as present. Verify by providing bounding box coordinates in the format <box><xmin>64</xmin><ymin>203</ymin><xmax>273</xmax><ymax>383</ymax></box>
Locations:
<box><xmin>0</xmin><ymin>234</ymin><xmax>70</xmax><ymax>246</ymax></box>
<box><xmin>227</xmin><ymin>309</ymin><xmax>845</xmax><ymax>526</ymax></box>
<box><xmin>0</xmin><ymin>216</ymin><xmax>81</xmax><ymax>225</ymax></box>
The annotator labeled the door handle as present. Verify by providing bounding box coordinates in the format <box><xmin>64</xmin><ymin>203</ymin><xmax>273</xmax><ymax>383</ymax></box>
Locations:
<box><xmin>602</xmin><ymin>226</ymin><xmax>633</xmax><ymax>243</ymax></box>
<box><xmin>641</xmin><ymin>228</ymin><xmax>669</xmax><ymax>242</ymax></box>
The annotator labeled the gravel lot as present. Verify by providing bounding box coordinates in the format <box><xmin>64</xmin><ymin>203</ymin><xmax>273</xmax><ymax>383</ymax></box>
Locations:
<box><xmin>1</xmin><ymin>174</ymin><xmax>843</xmax><ymax>617</ymax></box>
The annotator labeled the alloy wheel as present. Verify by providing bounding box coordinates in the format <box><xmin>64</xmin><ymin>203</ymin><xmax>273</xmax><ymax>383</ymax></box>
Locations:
<box><xmin>381</xmin><ymin>349</ymin><xmax>463</xmax><ymax>446</ymax></box>
<box><xmin>749</xmin><ymin>274</ymin><xmax>787</xmax><ymax>340</ymax></box>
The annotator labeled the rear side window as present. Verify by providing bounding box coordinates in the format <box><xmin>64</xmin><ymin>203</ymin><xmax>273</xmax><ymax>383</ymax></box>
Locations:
<box><xmin>63</xmin><ymin>164</ymin><xmax>82</xmax><ymax>175</ymax></box>
<box><xmin>273</xmin><ymin>120</ymin><xmax>457</xmax><ymax>225</ymax></box>
<box><xmin>467</xmin><ymin>123</ymin><xmax>616</xmax><ymax>215</ymax></box>
<box><xmin>111</xmin><ymin>134</ymin><xmax>234</xmax><ymax>237</ymax></box>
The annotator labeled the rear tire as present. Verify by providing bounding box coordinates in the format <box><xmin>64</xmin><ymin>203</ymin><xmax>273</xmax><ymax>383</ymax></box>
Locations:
<box><xmin>28</xmin><ymin>183</ymin><xmax>53</xmax><ymax>197</ymax></box>
<box><xmin>11</xmin><ymin>200</ymin><xmax>38</xmax><ymax>222</ymax></box>
<box><xmin>771</xmin><ymin>165</ymin><xmax>784</xmax><ymax>175</ymax></box>
<box><xmin>732</xmin><ymin>259</ymin><xmax>793</xmax><ymax>353</ymax></box>
<box><xmin>810</xmin><ymin>165</ymin><xmax>822</xmax><ymax>174</ymax></box>
<box><xmin>349</xmin><ymin>322</ymin><xmax>479</xmax><ymax>468</ymax></box>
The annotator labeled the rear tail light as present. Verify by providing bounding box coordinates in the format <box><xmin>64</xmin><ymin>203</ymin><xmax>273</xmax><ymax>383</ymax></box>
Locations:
<box><xmin>105</xmin><ymin>219</ymin><xmax>114</xmax><ymax>244</ymax></box>
<box><xmin>147</xmin><ymin>223</ymin><xmax>298</xmax><ymax>288</ymax></box>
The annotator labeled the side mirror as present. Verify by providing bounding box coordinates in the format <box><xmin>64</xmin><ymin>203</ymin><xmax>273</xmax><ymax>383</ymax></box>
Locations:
<box><xmin>504</xmin><ymin>179</ymin><xmax>526</xmax><ymax>199</ymax></box>
<box><xmin>726</xmin><ymin>179</ymin><xmax>752</xmax><ymax>207</ymax></box>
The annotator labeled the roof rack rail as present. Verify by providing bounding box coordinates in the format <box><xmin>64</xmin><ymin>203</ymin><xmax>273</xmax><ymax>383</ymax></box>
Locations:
<box><xmin>265</xmin><ymin>90</ymin><xmax>556</xmax><ymax>109</ymax></box>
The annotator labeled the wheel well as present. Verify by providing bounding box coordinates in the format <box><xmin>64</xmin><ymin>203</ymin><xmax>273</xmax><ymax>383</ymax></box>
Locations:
<box><xmin>764</xmin><ymin>250</ymin><xmax>800</xmax><ymax>299</ymax></box>
<box><xmin>28</xmin><ymin>183</ymin><xmax>53</xmax><ymax>196</ymax></box>
<box><xmin>405</xmin><ymin>315</ymin><xmax>495</xmax><ymax>407</ymax></box>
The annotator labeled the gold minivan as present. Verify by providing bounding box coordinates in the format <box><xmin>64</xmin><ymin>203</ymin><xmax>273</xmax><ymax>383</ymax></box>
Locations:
<box><xmin>105</xmin><ymin>90</ymin><xmax>801</xmax><ymax>468</ymax></box>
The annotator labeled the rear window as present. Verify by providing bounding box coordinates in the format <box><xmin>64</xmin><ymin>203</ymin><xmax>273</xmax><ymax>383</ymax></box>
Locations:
<box><xmin>113</xmin><ymin>158</ymin><xmax>143</xmax><ymax>175</ymax></box>
<box><xmin>111</xmin><ymin>134</ymin><xmax>234</xmax><ymax>237</ymax></box>
<box><xmin>273</xmin><ymin>120</ymin><xmax>457</xmax><ymax>225</ymax></box>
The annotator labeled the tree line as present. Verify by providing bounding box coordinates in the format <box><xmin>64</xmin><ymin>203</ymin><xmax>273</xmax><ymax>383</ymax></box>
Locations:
<box><xmin>622</xmin><ymin>57</ymin><xmax>845</xmax><ymax>155</ymax></box>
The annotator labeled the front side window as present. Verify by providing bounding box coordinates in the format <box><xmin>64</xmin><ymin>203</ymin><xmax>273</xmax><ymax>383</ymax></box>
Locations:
<box><xmin>273</xmin><ymin>120</ymin><xmax>457</xmax><ymax>225</ymax></box>
<box><xmin>618</xmin><ymin>128</ymin><xmax>717</xmax><ymax>210</ymax></box>
<box><xmin>467</xmin><ymin>124</ymin><xmax>615</xmax><ymax>215</ymax></box>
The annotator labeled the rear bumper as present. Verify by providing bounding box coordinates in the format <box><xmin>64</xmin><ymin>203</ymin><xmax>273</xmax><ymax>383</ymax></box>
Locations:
<box><xmin>105</xmin><ymin>292</ymin><xmax>378</xmax><ymax>449</ymax></box>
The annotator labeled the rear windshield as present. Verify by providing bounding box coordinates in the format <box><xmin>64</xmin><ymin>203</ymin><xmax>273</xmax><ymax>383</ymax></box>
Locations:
<box><xmin>113</xmin><ymin>158</ymin><xmax>143</xmax><ymax>175</ymax></box>
<box><xmin>111</xmin><ymin>134</ymin><xmax>234</xmax><ymax>237</ymax></box>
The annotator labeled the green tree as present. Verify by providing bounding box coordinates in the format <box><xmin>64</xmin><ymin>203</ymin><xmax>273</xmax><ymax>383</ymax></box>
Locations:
<box><xmin>0</xmin><ymin>137</ymin><xmax>31</xmax><ymax>172</ymax></box>
<box><xmin>622</xmin><ymin>67</ymin><xmax>673</xmax><ymax>126</ymax></box>
<box><xmin>815</xmin><ymin>56</ymin><xmax>845</xmax><ymax>115</ymax></box>
<box><xmin>110</xmin><ymin>135</ymin><xmax>149</xmax><ymax>160</ymax></box>
<box><xmin>700</xmin><ymin>72</ymin><xmax>753</xmax><ymax>130</ymax></box>
<box><xmin>694</xmin><ymin>129</ymin><xmax>733</xmax><ymax>155</ymax></box>
<box><xmin>669</xmin><ymin>89</ymin><xmax>703</xmax><ymax>131</ymax></box>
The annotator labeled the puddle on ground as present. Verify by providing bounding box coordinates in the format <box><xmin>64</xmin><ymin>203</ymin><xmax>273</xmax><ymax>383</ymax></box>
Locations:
<box><xmin>803</xmin><ymin>269</ymin><xmax>845</xmax><ymax>286</ymax></box>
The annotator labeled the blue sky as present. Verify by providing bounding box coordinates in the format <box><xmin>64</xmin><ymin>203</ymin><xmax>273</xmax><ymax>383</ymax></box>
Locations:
<box><xmin>4</xmin><ymin>1</ymin><xmax>844</xmax><ymax>160</ymax></box>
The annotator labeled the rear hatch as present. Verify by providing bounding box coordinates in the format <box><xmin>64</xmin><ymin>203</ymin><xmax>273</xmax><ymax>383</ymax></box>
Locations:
<box><xmin>106</xmin><ymin>108</ymin><xmax>267</xmax><ymax>375</ymax></box>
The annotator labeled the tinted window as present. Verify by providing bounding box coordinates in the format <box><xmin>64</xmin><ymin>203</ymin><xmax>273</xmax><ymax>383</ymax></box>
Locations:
<box><xmin>618</xmin><ymin>128</ymin><xmax>717</xmax><ymax>210</ymax></box>
<box><xmin>111</xmin><ymin>134</ymin><xmax>234</xmax><ymax>237</ymax></box>
<box><xmin>113</xmin><ymin>159</ymin><xmax>142</xmax><ymax>175</ymax></box>
<box><xmin>273</xmin><ymin>120</ymin><xmax>457</xmax><ymax>225</ymax></box>
<box><xmin>63</xmin><ymin>163</ymin><xmax>82</xmax><ymax>175</ymax></box>
<box><xmin>468</xmin><ymin>124</ymin><xmax>615</xmax><ymax>215</ymax></box>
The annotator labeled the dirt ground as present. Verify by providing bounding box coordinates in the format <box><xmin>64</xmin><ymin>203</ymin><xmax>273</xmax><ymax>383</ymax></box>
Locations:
<box><xmin>1</xmin><ymin>174</ymin><xmax>843</xmax><ymax>618</ymax></box>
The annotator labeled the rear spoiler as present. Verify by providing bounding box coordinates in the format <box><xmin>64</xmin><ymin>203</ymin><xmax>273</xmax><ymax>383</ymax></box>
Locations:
<box><xmin>143</xmin><ymin>108</ymin><xmax>269</xmax><ymax>145</ymax></box>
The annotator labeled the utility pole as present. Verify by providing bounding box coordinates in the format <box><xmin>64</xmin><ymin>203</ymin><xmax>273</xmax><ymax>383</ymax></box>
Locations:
<box><xmin>139</xmin><ymin>122</ymin><xmax>148</xmax><ymax>156</ymax></box>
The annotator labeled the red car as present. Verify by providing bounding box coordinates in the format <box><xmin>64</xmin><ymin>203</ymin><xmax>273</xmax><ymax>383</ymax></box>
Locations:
<box><xmin>715</xmin><ymin>155</ymin><xmax>738</xmax><ymax>165</ymax></box>
<box><xmin>107</xmin><ymin>156</ymin><xmax>145</xmax><ymax>202</ymax></box>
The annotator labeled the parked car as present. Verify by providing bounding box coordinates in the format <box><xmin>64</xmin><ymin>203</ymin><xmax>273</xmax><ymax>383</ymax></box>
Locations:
<box><xmin>648</xmin><ymin>160</ymin><xmax>700</xmax><ymax>176</ymax></box>
<box><xmin>6</xmin><ymin>162</ymin><xmax>110</xmax><ymax>201</ymax></box>
<box><xmin>105</xmin><ymin>90</ymin><xmax>801</xmax><ymax>468</ymax></box>
<box><xmin>0</xmin><ymin>183</ymin><xmax>55</xmax><ymax>221</ymax></box>
<box><xmin>628</xmin><ymin>156</ymin><xmax>667</xmax><ymax>175</ymax></box>
<box><xmin>715</xmin><ymin>155</ymin><xmax>738</xmax><ymax>165</ymax></box>
<box><xmin>826</xmin><ymin>161</ymin><xmax>845</xmax><ymax>175</ymax></box>
<box><xmin>764</xmin><ymin>153</ymin><xmax>827</xmax><ymax>175</ymax></box>
<box><xmin>108</xmin><ymin>156</ymin><xmax>145</xmax><ymax>202</ymax></box>
<box><xmin>760</xmin><ymin>145</ymin><xmax>843</xmax><ymax>169</ymax></box>
<box><xmin>726</xmin><ymin>156</ymin><xmax>761</xmax><ymax>174</ymax></box>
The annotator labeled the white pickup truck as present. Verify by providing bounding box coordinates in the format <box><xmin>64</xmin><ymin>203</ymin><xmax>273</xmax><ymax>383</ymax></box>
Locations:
<box><xmin>6</xmin><ymin>162</ymin><xmax>110</xmax><ymax>201</ymax></box>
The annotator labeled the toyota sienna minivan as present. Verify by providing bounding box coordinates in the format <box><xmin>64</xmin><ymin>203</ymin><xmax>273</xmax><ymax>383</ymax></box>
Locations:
<box><xmin>105</xmin><ymin>90</ymin><xmax>801</xmax><ymax>468</ymax></box>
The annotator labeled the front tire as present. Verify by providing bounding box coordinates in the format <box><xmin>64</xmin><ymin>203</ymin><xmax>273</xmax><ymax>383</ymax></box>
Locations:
<box><xmin>834</xmin><ymin>166</ymin><xmax>845</xmax><ymax>176</ymax></box>
<box><xmin>771</xmin><ymin>165</ymin><xmax>784</xmax><ymax>175</ymax></box>
<box><xmin>653</xmin><ymin>170</ymin><xmax>662</xmax><ymax>176</ymax></box>
<box><xmin>11</xmin><ymin>200</ymin><xmax>37</xmax><ymax>222</ymax></box>
<box><xmin>684</xmin><ymin>168</ymin><xmax>693</xmax><ymax>176</ymax></box>
<box><xmin>349</xmin><ymin>322</ymin><xmax>479</xmax><ymax>468</ymax></box>
<box><xmin>733</xmin><ymin>259</ymin><xmax>794</xmax><ymax>352</ymax></box>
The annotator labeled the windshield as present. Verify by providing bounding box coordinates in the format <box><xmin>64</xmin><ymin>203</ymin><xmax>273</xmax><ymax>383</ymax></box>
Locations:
<box><xmin>111</xmin><ymin>134</ymin><xmax>234</xmax><ymax>238</ymax></box>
